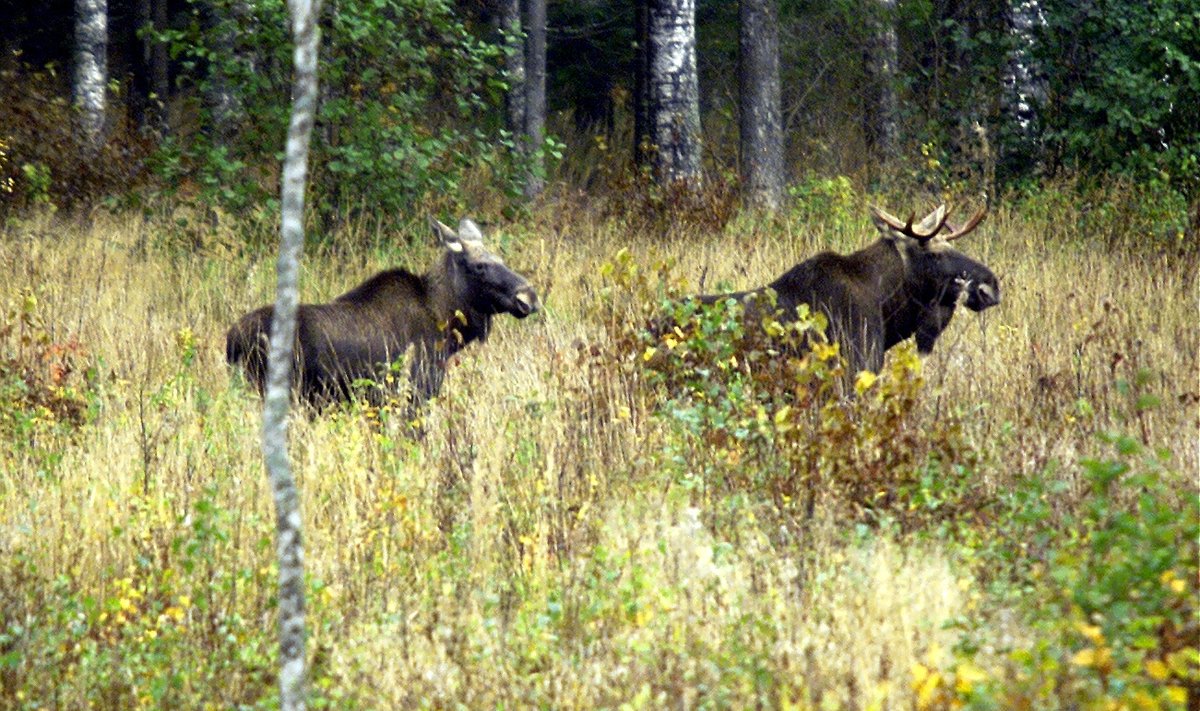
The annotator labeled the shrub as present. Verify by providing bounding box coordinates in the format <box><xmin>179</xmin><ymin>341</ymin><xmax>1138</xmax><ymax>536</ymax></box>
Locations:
<box><xmin>923</xmin><ymin>389</ymin><xmax>1200</xmax><ymax>710</ymax></box>
<box><xmin>0</xmin><ymin>290</ymin><xmax>100</xmax><ymax>466</ymax></box>
<box><xmin>602</xmin><ymin>252</ymin><xmax>984</xmax><ymax>535</ymax></box>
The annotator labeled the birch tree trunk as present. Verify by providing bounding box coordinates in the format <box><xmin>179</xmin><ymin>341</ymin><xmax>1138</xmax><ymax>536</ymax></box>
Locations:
<box><xmin>264</xmin><ymin>1</ymin><xmax>321</xmax><ymax>709</ymax></box>
<box><xmin>862</xmin><ymin>0</ymin><xmax>898</xmax><ymax>164</ymax></box>
<box><xmin>1002</xmin><ymin>0</ymin><xmax>1046</xmax><ymax>166</ymax></box>
<box><xmin>73</xmin><ymin>0</ymin><xmax>108</xmax><ymax>154</ymax></box>
<box><xmin>738</xmin><ymin>0</ymin><xmax>784</xmax><ymax>209</ymax></box>
<box><xmin>522</xmin><ymin>0</ymin><xmax>546</xmax><ymax>198</ymax></box>
<box><xmin>647</xmin><ymin>0</ymin><xmax>702</xmax><ymax>188</ymax></box>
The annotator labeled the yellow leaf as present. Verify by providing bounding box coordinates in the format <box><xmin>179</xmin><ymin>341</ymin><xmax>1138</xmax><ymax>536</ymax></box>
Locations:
<box><xmin>774</xmin><ymin>405</ymin><xmax>792</xmax><ymax>425</ymax></box>
<box><xmin>910</xmin><ymin>662</ymin><xmax>930</xmax><ymax>686</ymax></box>
<box><xmin>1166</xmin><ymin>687</ymin><xmax>1187</xmax><ymax>705</ymax></box>
<box><xmin>854</xmin><ymin>370</ymin><xmax>878</xmax><ymax>394</ymax></box>
<box><xmin>916</xmin><ymin>672</ymin><xmax>942</xmax><ymax>710</ymax></box>
<box><xmin>642</xmin><ymin>347</ymin><xmax>658</xmax><ymax>362</ymax></box>
<box><xmin>1129</xmin><ymin>690</ymin><xmax>1160</xmax><ymax>711</ymax></box>
<box><xmin>1071</xmin><ymin>648</ymin><xmax>1097</xmax><ymax>667</ymax></box>
<box><xmin>1075</xmin><ymin>621</ymin><xmax>1105</xmax><ymax>645</ymax></box>
<box><xmin>1145</xmin><ymin>659</ymin><xmax>1170</xmax><ymax>681</ymax></box>
<box><xmin>955</xmin><ymin>662</ymin><xmax>988</xmax><ymax>690</ymax></box>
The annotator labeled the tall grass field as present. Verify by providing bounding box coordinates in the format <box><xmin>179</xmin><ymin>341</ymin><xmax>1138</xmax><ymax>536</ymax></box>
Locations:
<box><xmin>1</xmin><ymin>186</ymin><xmax>1196</xmax><ymax>709</ymax></box>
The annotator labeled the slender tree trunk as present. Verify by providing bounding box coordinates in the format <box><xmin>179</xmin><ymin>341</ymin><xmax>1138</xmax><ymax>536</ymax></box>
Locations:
<box><xmin>150</xmin><ymin>0</ymin><xmax>169</xmax><ymax>132</ymax></box>
<box><xmin>862</xmin><ymin>0</ymin><xmax>898</xmax><ymax>164</ymax></box>
<box><xmin>264</xmin><ymin>1</ymin><xmax>321</xmax><ymax>709</ymax></box>
<box><xmin>522</xmin><ymin>0</ymin><xmax>546</xmax><ymax>198</ymax></box>
<box><xmin>131</xmin><ymin>0</ymin><xmax>169</xmax><ymax>135</ymax></box>
<box><xmin>738</xmin><ymin>0</ymin><xmax>784</xmax><ymax>209</ymax></box>
<box><xmin>633</xmin><ymin>0</ymin><xmax>651</xmax><ymax>166</ymax></box>
<box><xmin>202</xmin><ymin>1</ymin><xmax>250</xmax><ymax>146</ymax></box>
<box><xmin>498</xmin><ymin>0</ymin><xmax>525</xmax><ymax>139</ymax></box>
<box><xmin>74</xmin><ymin>0</ymin><xmax>108</xmax><ymax>154</ymax></box>
<box><xmin>646</xmin><ymin>0</ymin><xmax>702</xmax><ymax>187</ymax></box>
<box><xmin>1002</xmin><ymin>0</ymin><xmax>1046</xmax><ymax>167</ymax></box>
<box><xmin>130</xmin><ymin>0</ymin><xmax>150</xmax><ymax>130</ymax></box>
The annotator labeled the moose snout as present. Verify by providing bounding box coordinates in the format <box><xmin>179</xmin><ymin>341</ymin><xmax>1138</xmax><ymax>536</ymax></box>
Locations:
<box><xmin>512</xmin><ymin>287</ymin><xmax>540</xmax><ymax>318</ymax></box>
<box><xmin>967</xmin><ymin>281</ymin><xmax>1000</xmax><ymax>311</ymax></box>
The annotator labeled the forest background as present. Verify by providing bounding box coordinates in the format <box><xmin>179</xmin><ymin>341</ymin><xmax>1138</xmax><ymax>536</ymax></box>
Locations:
<box><xmin>0</xmin><ymin>0</ymin><xmax>1197</xmax><ymax>708</ymax></box>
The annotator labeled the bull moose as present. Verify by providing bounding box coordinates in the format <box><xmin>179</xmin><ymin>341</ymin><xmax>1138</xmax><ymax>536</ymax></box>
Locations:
<box><xmin>226</xmin><ymin>216</ymin><xmax>540</xmax><ymax>409</ymax></box>
<box><xmin>677</xmin><ymin>203</ymin><xmax>1000</xmax><ymax>374</ymax></box>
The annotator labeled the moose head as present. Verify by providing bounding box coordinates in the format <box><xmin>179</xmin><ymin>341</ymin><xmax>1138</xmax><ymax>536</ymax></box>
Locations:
<box><xmin>868</xmin><ymin>204</ymin><xmax>1000</xmax><ymax>354</ymax></box>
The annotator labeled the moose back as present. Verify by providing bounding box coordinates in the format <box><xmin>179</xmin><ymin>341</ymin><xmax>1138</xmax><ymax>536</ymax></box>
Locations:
<box><xmin>226</xmin><ymin>217</ymin><xmax>540</xmax><ymax>408</ymax></box>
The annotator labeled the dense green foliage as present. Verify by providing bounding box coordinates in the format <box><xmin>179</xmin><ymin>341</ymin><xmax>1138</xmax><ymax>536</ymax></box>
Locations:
<box><xmin>152</xmin><ymin>0</ymin><xmax>517</xmax><ymax>221</ymax></box>
<box><xmin>1035</xmin><ymin>0</ymin><xmax>1200</xmax><ymax>195</ymax></box>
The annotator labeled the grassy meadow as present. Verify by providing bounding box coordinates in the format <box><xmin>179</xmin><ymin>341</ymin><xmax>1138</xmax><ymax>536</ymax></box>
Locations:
<box><xmin>0</xmin><ymin>188</ymin><xmax>1197</xmax><ymax>709</ymax></box>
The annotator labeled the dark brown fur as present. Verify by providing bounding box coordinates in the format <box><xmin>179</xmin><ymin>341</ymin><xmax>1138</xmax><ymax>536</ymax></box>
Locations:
<box><xmin>226</xmin><ymin>218</ymin><xmax>539</xmax><ymax>409</ymax></box>
<box><xmin>688</xmin><ymin>205</ymin><xmax>1000</xmax><ymax>374</ymax></box>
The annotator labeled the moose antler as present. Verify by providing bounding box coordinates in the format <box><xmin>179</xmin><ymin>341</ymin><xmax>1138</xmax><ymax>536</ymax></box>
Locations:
<box><xmin>871</xmin><ymin>204</ymin><xmax>950</xmax><ymax>241</ymax></box>
<box><xmin>939</xmin><ymin>205</ymin><xmax>988</xmax><ymax>241</ymax></box>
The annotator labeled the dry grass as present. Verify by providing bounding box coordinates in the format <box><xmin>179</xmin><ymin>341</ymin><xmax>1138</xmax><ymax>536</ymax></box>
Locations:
<box><xmin>0</xmin><ymin>195</ymin><xmax>1195</xmax><ymax>708</ymax></box>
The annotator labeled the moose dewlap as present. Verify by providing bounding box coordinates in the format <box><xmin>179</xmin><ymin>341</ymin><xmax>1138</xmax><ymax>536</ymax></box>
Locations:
<box><xmin>685</xmin><ymin>203</ymin><xmax>1001</xmax><ymax>374</ymax></box>
<box><xmin>225</xmin><ymin>217</ymin><xmax>540</xmax><ymax>409</ymax></box>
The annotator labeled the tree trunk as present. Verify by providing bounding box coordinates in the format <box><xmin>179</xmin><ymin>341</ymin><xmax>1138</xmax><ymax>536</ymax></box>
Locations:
<box><xmin>646</xmin><ymin>0</ymin><xmax>702</xmax><ymax>187</ymax></box>
<box><xmin>73</xmin><ymin>0</ymin><xmax>108</xmax><ymax>154</ymax></box>
<box><xmin>498</xmin><ymin>0</ymin><xmax>525</xmax><ymax>139</ymax></box>
<box><xmin>150</xmin><ymin>0</ymin><xmax>169</xmax><ymax>133</ymax></box>
<box><xmin>264</xmin><ymin>0</ymin><xmax>321</xmax><ymax>709</ymax></box>
<box><xmin>1001</xmin><ymin>0</ymin><xmax>1046</xmax><ymax>167</ymax></box>
<box><xmin>130</xmin><ymin>0</ymin><xmax>169</xmax><ymax>136</ymax></box>
<box><xmin>202</xmin><ymin>1</ymin><xmax>249</xmax><ymax>146</ymax></box>
<box><xmin>738</xmin><ymin>0</ymin><xmax>784</xmax><ymax>209</ymax></box>
<box><xmin>522</xmin><ymin>0</ymin><xmax>546</xmax><ymax>198</ymax></box>
<box><xmin>633</xmin><ymin>0</ymin><xmax>651</xmax><ymax>166</ymax></box>
<box><xmin>862</xmin><ymin>0</ymin><xmax>898</xmax><ymax>165</ymax></box>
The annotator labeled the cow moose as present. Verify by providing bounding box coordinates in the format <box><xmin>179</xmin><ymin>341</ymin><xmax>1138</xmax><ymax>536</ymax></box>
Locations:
<box><xmin>226</xmin><ymin>216</ymin><xmax>540</xmax><ymax>410</ymax></box>
<box><xmin>678</xmin><ymin>203</ymin><xmax>1000</xmax><ymax>374</ymax></box>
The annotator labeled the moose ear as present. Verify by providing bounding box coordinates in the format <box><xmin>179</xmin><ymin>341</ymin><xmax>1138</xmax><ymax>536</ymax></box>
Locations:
<box><xmin>915</xmin><ymin>204</ymin><xmax>949</xmax><ymax>235</ymax></box>
<box><xmin>430</xmin><ymin>217</ymin><xmax>464</xmax><ymax>252</ymax></box>
<box><xmin>456</xmin><ymin>218</ymin><xmax>484</xmax><ymax>244</ymax></box>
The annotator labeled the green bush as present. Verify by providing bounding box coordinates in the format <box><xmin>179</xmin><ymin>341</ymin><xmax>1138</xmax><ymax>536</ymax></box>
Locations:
<box><xmin>601</xmin><ymin>251</ymin><xmax>984</xmax><ymax>535</ymax></box>
<box><xmin>923</xmin><ymin>387</ymin><xmax>1199</xmax><ymax>710</ymax></box>
<box><xmin>151</xmin><ymin>0</ymin><xmax>518</xmax><ymax>226</ymax></box>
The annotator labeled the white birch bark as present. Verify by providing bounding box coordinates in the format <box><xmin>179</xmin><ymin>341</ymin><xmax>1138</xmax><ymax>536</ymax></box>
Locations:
<box><xmin>648</xmin><ymin>0</ymin><xmax>702</xmax><ymax>187</ymax></box>
<box><xmin>1003</xmin><ymin>0</ymin><xmax>1046</xmax><ymax>140</ymax></box>
<box><xmin>264</xmin><ymin>1</ymin><xmax>320</xmax><ymax>709</ymax></box>
<box><xmin>73</xmin><ymin>0</ymin><xmax>108</xmax><ymax>153</ymax></box>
